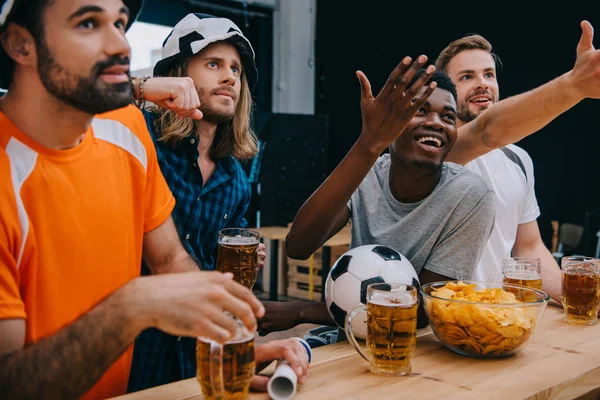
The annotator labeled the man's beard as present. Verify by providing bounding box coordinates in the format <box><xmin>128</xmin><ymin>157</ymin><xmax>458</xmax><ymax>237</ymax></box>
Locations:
<box><xmin>36</xmin><ymin>40</ymin><xmax>132</xmax><ymax>115</ymax></box>
<box><xmin>457</xmin><ymin>101</ymin><xmax>482</xmax><ymax>123</ymax></box>
<box><xmin>197</xmin><ymin>87</ymin><xmax>237</xmax><ymax>125</ymax></box>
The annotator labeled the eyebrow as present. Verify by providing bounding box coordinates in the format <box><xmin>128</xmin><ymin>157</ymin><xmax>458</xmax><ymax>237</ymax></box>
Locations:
<box><xmin>68</xmin><ymin>5</ymin><xmax>130</xmax><ymax>21</ymax></box>
<box><xmin>457</xmin><ymin>67</ymin><xmax>495</xmax><ymax>75</ymax></box>
<box><xmin>201</xmin><ymin>56</ymin><xmax>242</xmax><ymax>68</ymax></box>
<box><xmin>420</xmin><ymin>101</ymin><xmax>457</xmax><ymax>115</ymax></box>
<box><xmin>444</xmin><ymin>105</ymin><xmax>458</xmax><ymax>114</ymax></box>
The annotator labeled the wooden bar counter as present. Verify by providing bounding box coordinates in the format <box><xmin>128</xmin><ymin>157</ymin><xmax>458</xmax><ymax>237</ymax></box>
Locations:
<box><xmin>112</xmin><ymin>306</ymin><xmax>600</xmax><ymax>400</ymax></box>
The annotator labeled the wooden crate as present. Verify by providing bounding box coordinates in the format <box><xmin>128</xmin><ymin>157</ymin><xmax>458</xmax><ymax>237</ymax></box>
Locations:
<box><xmin>286</xmin><ymin>244</ymin><xmax>348</xmax><ymax>301</ymax></box>
<box><xmin>287</xmin><ymin>260</ymin><xmax>324</xmax><ymax>301</ymax></box>
<box><xmin>287</xmin><ymin>282</ymin><xmax>323</xmax><ymax>301</ymax></box>
<box><xmin>287</xmin><ymin>244</ymin><xmax>348</xmax><ymax>271</ymax></box>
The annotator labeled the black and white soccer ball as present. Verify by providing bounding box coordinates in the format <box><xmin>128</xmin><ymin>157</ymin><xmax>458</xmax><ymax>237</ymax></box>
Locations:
<box><xmin>325</xmin><ymin>244</ymin><xmax>419</xmax><ymax>339</ymax></box>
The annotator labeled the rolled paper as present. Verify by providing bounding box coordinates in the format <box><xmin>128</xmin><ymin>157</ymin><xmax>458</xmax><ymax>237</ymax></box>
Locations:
<box><xmin>267</xmin><ymin>338</ymin><xmax>312</xmax><ymax>400</ymax></box>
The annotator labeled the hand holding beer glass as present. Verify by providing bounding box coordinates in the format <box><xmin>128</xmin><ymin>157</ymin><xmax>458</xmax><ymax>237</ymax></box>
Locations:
<box><xmin>561</xmin><ymin>256</ymin><xmax>600</xmax><ymax>325</ymax></box>
<box><xmin>197</xmin><ymin>314</ymin><xmax>256</xmax><ymax>400</ymax></box>
<box><xmin>345</xmin><ymin>283</ymin><xmax>418</xmax><ymax>376</ymax></box>
<box><xmin>217</xmin><ymin>228</ymin><xmax>260</xmax><ymax>289</ymax></box>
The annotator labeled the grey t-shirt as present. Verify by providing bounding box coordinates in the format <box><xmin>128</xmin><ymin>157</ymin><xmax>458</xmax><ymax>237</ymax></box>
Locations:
<box><xmin>348</xmin><ymin>154</ymin><xmax>495</xmax><ymax>280</ymax></box>
<box><xmin>304</xmin><ymin>155</ymin><xmax>496</xmax><ymax>349</ymax></box>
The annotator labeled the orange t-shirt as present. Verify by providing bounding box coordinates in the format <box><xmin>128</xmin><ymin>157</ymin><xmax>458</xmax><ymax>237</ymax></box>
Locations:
<box><xmin>0</xmin><ymin>105</ymin><xmax>175</xmax><ymax>399</ymax></box>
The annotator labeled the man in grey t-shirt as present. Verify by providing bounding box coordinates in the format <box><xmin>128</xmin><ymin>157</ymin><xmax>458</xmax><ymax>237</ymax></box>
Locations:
<box><xmin>350</xmin><ymin>155</ymin><xmax>493</xmax><ymax>280</ymax></box>
<box><xmin>257</xmin><ymin>59</ymin><xmax>494</xmax><ymax>341</ymax></box>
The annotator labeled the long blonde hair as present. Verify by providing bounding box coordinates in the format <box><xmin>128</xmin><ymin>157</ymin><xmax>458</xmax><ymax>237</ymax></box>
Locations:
<box><xmin>152</xmin><ymin>58</ymin><xmax>258</xmax><ymax>160</ymax></box>
<box><xmin>435</xmin><ymin>34</ymin><xmax>502</xmax><ymax>74</ymax></box>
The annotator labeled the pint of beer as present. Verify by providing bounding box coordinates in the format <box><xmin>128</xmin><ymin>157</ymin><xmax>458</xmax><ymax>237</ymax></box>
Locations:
<box><xmin>196</xmin><ymin>317</ymin><xmax>255</xmax><ymax>400</ymax></box>
<box><xmin>345</xmin><ymin>283</ymin><xmax>418</xmax><ymax>376</ymax></box>
<box><xmin>561</xmin><ymin>256</ymin><xmax>600</xmax><ymax>325</ymax></box>
<box><xmin>487</xmin><ymin>258</ymin><xmax>543</xmax><ymax>302</ymax></box>
<box><xmin>501</xmin><ymin>257</ymin><xmax>542</xmax><ymax>290</ymax></box>
<box><xmin>217</xmin><ymin>228</ymin><xmax>260</xmax><ymax>289</ymax></box>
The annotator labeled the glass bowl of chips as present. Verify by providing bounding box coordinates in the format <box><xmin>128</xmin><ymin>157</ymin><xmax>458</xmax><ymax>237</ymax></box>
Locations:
<box><xmin>421</xmin><ymin>280</ymin><xmax>550</xmax><ymax>359</ymax></box>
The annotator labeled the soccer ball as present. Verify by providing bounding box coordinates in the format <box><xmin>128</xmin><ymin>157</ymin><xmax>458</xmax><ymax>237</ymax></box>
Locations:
<box><xmin>325</xmin><ymin>244</ymin><xmax>419</xmax><ymax>340</ymax></box>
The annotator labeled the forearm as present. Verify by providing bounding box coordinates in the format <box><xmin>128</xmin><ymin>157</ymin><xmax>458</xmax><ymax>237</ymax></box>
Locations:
<box><xmin>513</xmin><ymin>242</ymin><xmax>562</xmax><ymax>303</ymax></box>
<box><xmin>449</xmin><ymin>71</ymin><xmax>581</xmax><ymax>165</ymax></box>
<box><xmin>286</xmin><ymin>140</ymin><xmax>380</xmax><ymax>258</ymax></box>
<box><xmin>0</xmin><ymin>281</ymin><xmax>147</xmax><ymax>399</ymax></box>
<box><xmin>299</xmin><ymin>302</ymin><xmax>334</xmax><ymax>326</ymax></box>
<box><xmin>148</xmin><ymin>250</ymin><xmax>199</xmax><ymax>274</ymax></box>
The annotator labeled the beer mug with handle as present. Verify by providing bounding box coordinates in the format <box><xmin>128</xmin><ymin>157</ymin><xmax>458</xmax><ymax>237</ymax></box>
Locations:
<box><xmin>196</xmin><ymin>314</ymin><xmax>255</xmax><ymax>400</ymax></box>
<box><xmin>345</xmin><ymin>283</ymin><xmax>418</xmax><ymax>376</ymax></box>
<box><xmin>561</xmin><ymin>256</ymin><xmax>600</xmax><ymax>325</ymax></box>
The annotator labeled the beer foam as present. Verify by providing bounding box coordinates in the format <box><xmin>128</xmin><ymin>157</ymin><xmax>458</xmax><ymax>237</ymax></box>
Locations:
<box><xmin>219</xmin><ymin>235</ymin><xmax>259</xmax><ymax>245</ymax></box>
<box><xmin>370</xmin><ymin>291</ymin><xmax>415</xmax><ymax>307</ymax></box>
<box><xmin>198</xmin><ymin>331</ymin><xmax>254</xmax><ymax>345</ymax></box>
<box><xmin>505</xmin><ymin>272</ymin><xmax>541</xmax><ymax>280</ymax></box>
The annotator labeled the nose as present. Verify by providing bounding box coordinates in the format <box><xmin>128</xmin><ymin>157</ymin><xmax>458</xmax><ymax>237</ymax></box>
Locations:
<box><xmin>221</xmin><ymin>67</ymin><xmax>237</xmax><ymax>86</ymax></box>
<box><xmin>422</xmin><ymin>113</ymin><xmax>445</xmax><ymax>131</ymax></box>
<box><xmin>473</xmin><ymin>74</ymin><xmax>489</xmax><ymax>90</ymax></box>
<box><xmin>104</xmin><ymin>25</ymin><xmax>131</xmax><ymax>59</ymax></box>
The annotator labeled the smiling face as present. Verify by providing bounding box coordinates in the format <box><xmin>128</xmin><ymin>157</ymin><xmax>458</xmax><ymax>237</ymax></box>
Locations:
<box><xmin>29</xmin><ymin>0</ymin><xmax>133</xmax><ymax>114</ymax></box>
<box><xmin>186</xmin><ymin>41</ymin><xmax>243</xmax><ymax>125</ymax></box>
<box><xmin>390</xmin><ymin>86</ymin><xmax>458</xmax><ymax>171</ymax></box>
<box><xmin>445</xmin><ymin>49</ymin><xmax>499</xmax><ymax>124</ymax></box>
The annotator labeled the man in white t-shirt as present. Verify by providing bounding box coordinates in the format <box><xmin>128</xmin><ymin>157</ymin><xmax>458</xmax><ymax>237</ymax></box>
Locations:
<box><xmin>433</xmin><ymin>25</ymin><xmax>600</xmax><ymax>301</ymax></box>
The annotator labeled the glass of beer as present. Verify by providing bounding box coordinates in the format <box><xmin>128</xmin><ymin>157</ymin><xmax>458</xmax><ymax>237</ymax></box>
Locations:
<box><xmin>501</xmin><ymin>257</ymin><xmax>543</xmax><ymax>290</ymax></box>
<box><xmin>217</xmin><ymin>228</ymin><xmax>260</xmax><ymax>289</ymax></box>
<box><xmin>345</xmin><ymin>283</ymin><xmax>418</xmax><ymax>376</ymax></box>
<box><xmin>197</xmin><ymin>315</ymin><xmax>255</xmax><ymax>400</ymax></box>
<box><xmin>561</xmin><ymin>256</ymin><xmax>600</xmax><ymax>325</ymax></box>
<box><xmin>488</xmin><ymin>257</ymin><xmax>542</xmax><ymax>301</ymax></box>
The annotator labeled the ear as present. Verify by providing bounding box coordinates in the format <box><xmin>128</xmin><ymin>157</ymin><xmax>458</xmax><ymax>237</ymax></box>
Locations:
<box><xmin>0</xmin><ymin>22</ymin><xmax>37</xmax><ymax>67</ymax></box>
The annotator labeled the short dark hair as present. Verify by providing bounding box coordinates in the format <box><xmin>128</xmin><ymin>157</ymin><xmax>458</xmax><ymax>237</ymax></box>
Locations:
<box><xmin>11</xmin><ymin>0</ymin><xmax>53</xmax><ymax>43</ymax></box>
<box><xmin>408</xmin><ymin>69</ymin><xmax>457</xmax><ymax>102</ymax></box>
<box><xmin>2</xmin><ymin>0</ymin><xmax>53</xmax><ymax>87</ymax></box>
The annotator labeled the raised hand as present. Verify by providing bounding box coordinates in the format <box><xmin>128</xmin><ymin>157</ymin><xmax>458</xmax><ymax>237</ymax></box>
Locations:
<box><xmin>142</xmin><ymin>77</ymin><xmax>204</xmax><ymax>119</ymax></box>
<box><xmin>570</xmin><ymin>20</ymin><xmax>600</xmax><ymax>99</ymax></box>
<box><xmin>356</xmin><ymin>55</ymin><xmax>437</xmax><ymax>154</ymax></box>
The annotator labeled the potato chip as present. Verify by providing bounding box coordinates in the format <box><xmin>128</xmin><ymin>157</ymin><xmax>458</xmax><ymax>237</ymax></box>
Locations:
<box><xmin>427</xmin><ymin>281</ymin><xmax>540</xmax><ymax>357</ymax></box>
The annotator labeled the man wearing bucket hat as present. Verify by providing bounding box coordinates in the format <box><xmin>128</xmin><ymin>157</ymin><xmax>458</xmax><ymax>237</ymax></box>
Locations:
<box><xmin>0</xmin><ymin>1</ymin><xmax>277</xmax><ymax>398</ymax></box>
<box><xmin>127</xmin><ymin>13</ymin><xmax>270</xmax><ymax>392</ymax></box>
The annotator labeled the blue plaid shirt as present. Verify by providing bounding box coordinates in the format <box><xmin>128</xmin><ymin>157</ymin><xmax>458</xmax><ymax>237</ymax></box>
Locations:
<box><xmin>128</xmin><ymin>110</ymin><xmax>251</xmax><ymax>392</ymax></box>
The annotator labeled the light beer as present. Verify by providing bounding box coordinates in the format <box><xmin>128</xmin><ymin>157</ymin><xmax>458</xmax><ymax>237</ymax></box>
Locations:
<box><xmin>503</xmin><ymin>273</ymin><xmax>543</xmax><ymax>290</ymax></box>
<box><xmin>562</xmin><ymin>270</ymin><xmax>600</xmax><ymax>325</ymax></box>
<box><xmin>503</xmin><ymin>272</ymin><xmax>543</xmax><ymax>302</ymax></box>
<box><xmin>366</xmin><ymin>293</ymin><xmax>417</xmax><ymax>376</ymax></box>
<box><xmin>217</xmin><ymin>229</ymin><xmax>259</xmax><ymax>289</ymax></box>
<box><xmin>196</xmin><ymin>337</ymin><xmax>255</xmax><ymax>400</ymax></box>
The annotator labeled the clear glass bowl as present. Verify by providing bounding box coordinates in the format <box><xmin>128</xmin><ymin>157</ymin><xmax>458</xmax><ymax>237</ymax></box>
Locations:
<box><xmin>421</xmin><ymin>280</ymin><xmax>550</xmax><ymax>359</ymax></box>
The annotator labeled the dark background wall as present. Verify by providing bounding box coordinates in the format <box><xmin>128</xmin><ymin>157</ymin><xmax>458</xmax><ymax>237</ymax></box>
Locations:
<box><xmin>315</xmin><ymin>1</ymin><xmax>600</xmax><ymax>251</ymax></box>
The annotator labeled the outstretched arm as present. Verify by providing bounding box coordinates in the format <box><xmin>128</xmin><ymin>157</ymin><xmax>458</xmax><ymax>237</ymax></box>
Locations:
<box><xmin>449</xmin><ymin>20</ymin><xmax>600</xmax><ymax>165</ymax></box>
<box><xmin>286</xmin><ymin>56</ymin><xmax>437</xmax><ymax>259</ymax></box>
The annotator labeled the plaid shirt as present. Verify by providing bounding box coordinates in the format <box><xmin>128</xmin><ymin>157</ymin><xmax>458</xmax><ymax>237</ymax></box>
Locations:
<box><xmin>128</xmin><ymin>110</ymin><xmax>251</xmax><ymax>392</ymax></box>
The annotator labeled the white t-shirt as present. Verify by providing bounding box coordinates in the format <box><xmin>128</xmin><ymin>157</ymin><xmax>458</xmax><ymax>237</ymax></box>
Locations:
<box><xmin>463</xmin><ymin>144</ymin><xmax>541</xmax><ymax>281</ymax></box>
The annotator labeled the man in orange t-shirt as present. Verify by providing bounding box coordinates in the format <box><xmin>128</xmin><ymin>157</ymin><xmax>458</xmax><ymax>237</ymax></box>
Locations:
<box><xmin>0</xmin><ymin>1</ymin><xmax>311</xmax><ymax>399</ymax></box>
